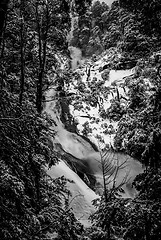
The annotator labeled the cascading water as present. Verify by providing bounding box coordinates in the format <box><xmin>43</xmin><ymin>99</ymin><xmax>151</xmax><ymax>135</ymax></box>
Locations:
<box><xmin>67</xmin><ymin>4</ymin><xmax>84</xmax><ymax>70</ymax></box>
<box><xmin>69</xmin><ymin>46</ymin><xmax>83</xmax><ymax>69</ymax></box>
<box><xmin>45</xmin><ymin>61</ymin><xmax>97</xmax><ymax>227</ymax></box>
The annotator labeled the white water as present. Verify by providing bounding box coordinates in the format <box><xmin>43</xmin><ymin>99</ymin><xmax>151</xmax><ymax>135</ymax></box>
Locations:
<box><xmin>69</xmin><ymin>46</ymin><xmax>84</xmax><ymax>70</ymax></box>
<box><xmin>106</xmin><ymin>69</ymin><xmax>134</xmax><ymax>86</ymax></box>
<box><xmin>67</xmin><ymin>7</ymin><xmax>84</xmax><ymax>70</ymax></box>
<box><xmin>82</xmin><ymin>151</ymin><xmax>144</xmax><ymax>198</ymax></box>
<box><xmin>45</xmin><ymin>87</ymin><xmax>95</xmax><ymax>158</ymax></box>
<box><xmin>48</xmin><ymin>161</ymin><xmax>97</xmax><ymax>226</ymax></box>
<box><xmin>45</xmin><ymin>80</ymin><xmax>98</xmax><ymax>227</ymax></box>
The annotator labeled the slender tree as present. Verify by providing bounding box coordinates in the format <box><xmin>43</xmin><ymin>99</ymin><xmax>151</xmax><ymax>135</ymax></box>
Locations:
<box><xmin>90</xmin><ymin>149</ymin><xmax>130</xmax><ymax>239</ymax></box>
<box><xmin>0</xmin><ymin>0</ymin><xmax>9</xmax><ymax>47</ymax></box>
<box><xmin>19</xmin><ymin>0</ymin><xmax>25</xmax><ymax>104</ymax></box>
<box><xmin>35</xmin><ymin>0</ymin><xmax>49</xmax><ymax>113</ymax></box>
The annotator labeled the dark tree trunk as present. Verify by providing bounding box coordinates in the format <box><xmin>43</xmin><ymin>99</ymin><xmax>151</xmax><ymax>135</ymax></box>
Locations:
<box><xmin>35</xmin><ymin>1</ymin><xmax>49</xmax><ymax>113</ymax></box>
<box><xmin>19</xmin><ymin>0</ymin><xmax>25</xmax><ymax>104</ymax></box>
<box><xmin>35</xmin><ymin>1</ymin><xmax>42</xmax><ymax>113</ymax></box>
<box><xmin>0</xmin><ymin>8</ymin><xmax>7</xmax><ymax>58</ymax></box>
<box><xmin>144</xmin><ymin>212</ymin><xmax>151</xmax><ymax>240</ymax></box>
<box><xmin>0</xmin><ymin>0</ymin><xmax>9</xmax><ymax>47</ymax></box>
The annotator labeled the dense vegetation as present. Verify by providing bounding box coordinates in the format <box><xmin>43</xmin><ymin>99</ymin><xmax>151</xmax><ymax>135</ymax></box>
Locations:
<box><xmin>71</xmin><ymin>0</ymin><xmax>161</xmax><ymax>59</ymax></box>
<box><xmin>0</xmin><ymin>0</ymin><xmax>91</xmax><ymax>239</ymax></box>
<box><xmin>83</xmin><ymin>1</ymin><xmax>161</xmax><ymax>240</ymax></box>
<box><xmin>1</xmin><ymin>0</ymin><xmax>161</xmax><ymax>239</ymax></box>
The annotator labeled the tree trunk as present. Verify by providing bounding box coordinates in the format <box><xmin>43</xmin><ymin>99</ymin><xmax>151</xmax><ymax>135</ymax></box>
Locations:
<box><xmin>19</xmin><ymin>0</ymin><xmax>25</xmax><ymax>104</ymax></box>
<box><xmin>0</xmin><ymin>0</ymin><xmax>9</xmax><ymax>47</ymax></box>
<box><xmin>0</xmin><ymin>8</ymin><xmax>7</xmax><ymax>58</ymax></box>
<box><xmin>35</xmin><ymin>1</ymin><xmax>49</xmax><ymax>113</ymax></box>
<box><xmin>144</xmin><ymin>212</ymin><xmax>151</xmax><ymax>240</ymax></box>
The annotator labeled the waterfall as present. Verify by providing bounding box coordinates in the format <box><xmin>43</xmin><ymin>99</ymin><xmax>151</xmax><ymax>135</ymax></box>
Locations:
<box><xmin>68</xmin><ymin>46</ymin><xmax>83</xmax><ymax>69</ymax></box>
<box><xmin>67</xmin><ymin>3</ymin><xmax>83</xmax><ymax>70</ymax></box>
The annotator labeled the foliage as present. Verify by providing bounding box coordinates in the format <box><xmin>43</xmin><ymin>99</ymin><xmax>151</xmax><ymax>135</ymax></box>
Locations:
<box><xmin>82</xmin><ymin>121</ymin><xmax>92</xmax><ymax>136</ymax></box>
<box><xmin>71</xmin><ymin>0</ymin><xmax>161</xmax><ymax>57</ymax></box>
<box><xmin>74</xmin><ymin>0</ymin><xmax>92</xmax><ymax>16</ymax></box>
<box><xmin>0</xmin><ymin>88</ymin><xmax>56</xmax><ymax>239</ymax></box>
<box><xmin>121</xmin><ymin>168</ymin><xmax>161</xmax><ymax>240</ymax></box>
<box><xmin>114</xmin><ymin>60</ymin><xmax>161</xmax><ymax>166</ymax></box>
<box><xmin>89</xmin><ymin>166</ymin><xmax>161</xmax><ymax>240</ymax></box>
<box><xmin>71</xmin><ymin>0</ymin><xmax>109</xmax><ymax>56</ymax></box>
<box><xmin>86</xmin><ymin>226</ymin><xmax>108</xmax><ymax>240</ymax></box>
<box><xmin>0</xmin><ymin>0</ymin><xmax>87</xmax><ymax>239</ymax></box>
<box><xmin>91</xmin><ymin>1</ymin><xmax>109</xmax><ymax>31</ymax></box>
<box><xmin>107</xmin><ymin>98</ymin><xmax>126</xmax><ymax>121</ymax></box>
<box><xmin>88</xmin><ymin>149</ymin><xmax>161</xmax><ymax>240</ymax></box>
<box><xmin>0</xmin><ymin>0</ymin><xmax>9</xmax><ymax>46</ymax></box>
<box><xmin>127</xmin><ymin>77</ymin><xmax>147</xmax><ymax>110</ymax></box>
<box><xmin>0</xmin><ymin>79</ymin><xmax>85</xmax><ymax>239</ymax></box>
<box><xmin>90</xmin><ymin>196</ymin><xmax>128</xmax><ymax>239</ymax></box>
<box><xmin>120</xmin><ymin>0</ymin><xmax>161</xmax><ymax>37</ymax></box>
<box><xmin>89</xmin><ymin>150</ymin><xmax>130</xmax><ymax>240</ymax></box>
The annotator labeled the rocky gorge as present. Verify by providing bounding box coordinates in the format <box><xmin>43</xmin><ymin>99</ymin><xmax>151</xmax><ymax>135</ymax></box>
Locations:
<box><xmin>45</xmin><ymin>45</ymin><xmax>145</xmax><ymax>226</ymax></box>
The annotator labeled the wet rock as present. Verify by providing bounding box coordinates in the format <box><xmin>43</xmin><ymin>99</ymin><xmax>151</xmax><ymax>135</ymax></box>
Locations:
<box><xmin>102</xmin><ymin>63</ymin><xmax>111</xmax><ymax>70</ymax></box>
<box><xmin>101</xmin><ymin>69</ymin><xmax>110</xmax><ymax>81</ymax></box>
<box><xmin>92</xmin><ymin>54</ymin><xmax>97</xmax><ymax>62</ymax></box>
<box><xmin>115</xmin><ymin>60</ymin><xmax>137</xmax><ymax>70</ymax></box>
<box><xmin>99</xmin><ymin>66</ymin><xmax>103</xmax><ymax>72</ymax></box>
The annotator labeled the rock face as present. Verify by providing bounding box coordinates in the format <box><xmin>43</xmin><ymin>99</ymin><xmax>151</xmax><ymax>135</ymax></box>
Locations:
<box><xmin>115</xmin><ymin>59</ymin><xmax>137</xmax><ymax>70</ymax></box>
<box><xmin>101</xmin><ymin>69</ymin><xmax>110</xmax><ymax>80</ymax></box>
<box><xmin>102</xmin><ymin>63</ymin><xmax>111</xmax><ymax>70</ymax></box>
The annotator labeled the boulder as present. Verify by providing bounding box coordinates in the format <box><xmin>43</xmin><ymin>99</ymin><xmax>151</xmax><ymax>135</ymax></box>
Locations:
<box><xmin>101</xmin><ymin>69</ymin><xmax>110</xmax><ymax>81</ymax></box>
<box><xmin>115</xmin><ymin>60</ymin><xmax>137</xmax><ymax>70</ymax></box>
<box><xmin>102</xmin><ymin>63</ymin><xmax>111</xmax><ymax>70</ymax></box>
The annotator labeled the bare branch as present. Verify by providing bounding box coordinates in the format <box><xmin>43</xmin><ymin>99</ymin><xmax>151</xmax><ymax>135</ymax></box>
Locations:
<box><xmin>68</xmin><ymin>193</ymin><xmax>84</xmax><ymax>207</ymax></box>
